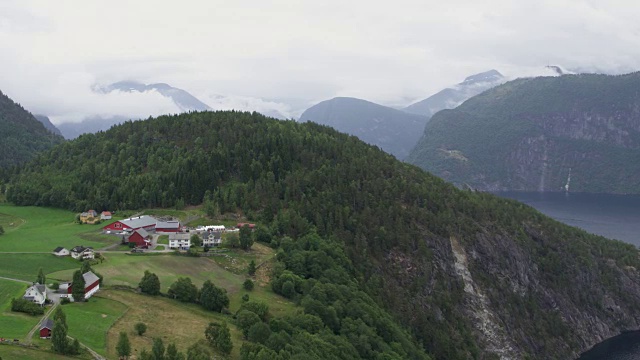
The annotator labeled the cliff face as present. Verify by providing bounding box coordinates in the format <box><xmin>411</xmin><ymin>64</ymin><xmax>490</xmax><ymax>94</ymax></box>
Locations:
<box><xmin>407</xmin><ymin>73</ymin><xmax>640</xmax><ymax>193</ymax></box>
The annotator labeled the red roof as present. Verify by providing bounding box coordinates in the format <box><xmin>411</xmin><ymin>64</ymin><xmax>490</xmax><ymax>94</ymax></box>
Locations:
<box><xmin>102</xmin><ymin>211</ymin><xmax>112</xmax><ymax>216</ymax></box>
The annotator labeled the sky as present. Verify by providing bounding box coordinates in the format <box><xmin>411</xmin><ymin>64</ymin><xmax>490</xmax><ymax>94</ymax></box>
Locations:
<box><xmin>2</xmin><ymin>0</ymin><xmax>640</xmax><ymax>123</ymax></box>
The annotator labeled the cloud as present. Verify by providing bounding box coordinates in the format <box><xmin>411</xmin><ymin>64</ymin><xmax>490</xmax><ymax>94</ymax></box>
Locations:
<box><xmin>1</xmin><ymin>0</ymin><xmax>640</xmax><ymax>120</ymax></box>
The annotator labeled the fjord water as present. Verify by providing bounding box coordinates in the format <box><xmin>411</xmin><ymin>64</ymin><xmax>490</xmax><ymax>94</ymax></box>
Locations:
<box><xmin>495</xmin><ymin>192</ymin><xmax>640</xmax><ymax>359</ymax></box>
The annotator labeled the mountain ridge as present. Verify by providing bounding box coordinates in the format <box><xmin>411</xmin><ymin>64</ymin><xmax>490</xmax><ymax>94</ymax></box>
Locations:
<box><xmin>6</xmin><ymin>110</ymin><xmax>640</xmax><ymax>359</ymax></box>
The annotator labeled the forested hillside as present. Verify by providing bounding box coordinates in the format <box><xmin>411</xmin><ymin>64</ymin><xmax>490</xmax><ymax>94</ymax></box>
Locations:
<box><xmin>407</xmin><ymin>72</ymin><xmax>640</xmax><ymax>193</ymax></box>
<box><xmin>7</xmin><ymin>111</ymin><xmax>640</xmax><ymax>359</ymax></box>
<box><xmin>0</xmin><ymin>90</ymin><xmax>63</xmax><ymax>169</ymax></box>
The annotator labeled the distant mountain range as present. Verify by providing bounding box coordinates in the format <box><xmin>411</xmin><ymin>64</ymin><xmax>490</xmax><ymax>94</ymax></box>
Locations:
<box><xmin>299</xmin><ymin>97</ymin><xmax>428</xmax><ymax>159</ymax></box>
<box><xmin>297</xmin><ymin>70</ymin><xmax>505</xmax><ymax>159</ymax></box>
<box><xmin>98</xmin><ymin>81</ymin><xmax>212</xmax><ymax>112</ymax></box>
<box><xmin>407</xmin><ymin>72</ymin><xmax>640</xmax><ymax>194</ymax></box>
<box><xmin>34</xmin><ymin>114</ymin><xmax>63</xmax><ymax>136</ymax></box>
<box><xmin>0</xmin><ymin>90</ymin><xmax>63</xmax><ymax>168</ymax></box>
<box><xmin>403</xmin><ymin>69</ymin><xmax>505</xmax><ymax>117</ymax></box>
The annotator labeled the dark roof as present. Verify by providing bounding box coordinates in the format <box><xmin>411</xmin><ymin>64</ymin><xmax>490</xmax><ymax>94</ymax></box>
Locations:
<box><xmin>36</xmin><ymin>284</ymin><xmax>46</xmax><ymax>293</ymax></box>
<box><xmin>71</xmin><ymin>246</ymin><xmax>85</xmax><ymax>252</ymax></box>
<box><xmin>120</xmin><ymin>216</ymin><xmax>157</xmax><ymax>229</ymax></box>
<box><xmin>156</xmin><ymin>220</ymin><xmax>180</xmax><ymax>229</ymax></box>
<box><xmin>41</xmin><ymin>318</ymin><xmax>54</xmax><ymax>330</ymax></box>
<box><xmin>53</xmin><ymin>247</ymin><xmax>65</xmax><ymax>252</ymax></box>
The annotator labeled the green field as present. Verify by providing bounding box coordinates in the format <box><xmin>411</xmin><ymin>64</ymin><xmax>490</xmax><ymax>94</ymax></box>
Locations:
<box><xmin>0</xmin><ymin>279</ymin><xmax>40</xmax><ymax>340</ymax></box>
<box><xmin>157</xmin><ymin>235</ymin><xmax>169</xmax><ymax>244</ymax></box>
<box><xmin>0</xmin><ymin>205</ymin><xmax>118</xmax><ymax>252</ymax></box>
<box><xmin>0</xmin><ymin>344</ymin><xmax>87</xmax><ymax>360</ymax></box>
<box><xmin>64</xmin><ymin>297</ymin><xmax>128</xmax><ymax>356</ymax></box>
<box><xmin>0</xmin><ymin>254</ymin><xmax>79</xmax><ymax>282</ymax></box>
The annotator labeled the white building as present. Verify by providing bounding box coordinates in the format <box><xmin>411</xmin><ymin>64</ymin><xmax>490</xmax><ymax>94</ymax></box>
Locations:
<box><xmin>70</xmin><ymin>246</ymin><xmax>95</xmax><ymax>260</ymax></box>
<box><xmin>23</xmin><ymin>284</ymin><xmax>47</xmax><ymax>306</ymax></box>
<box><xmin>202</xmin><ymin>230</ymin><xmax>222</xmax><ymax>247</ymax></box>
<box><xmin>52</xmin><ymin>247</ymin><xmax>70</xmax><ymax>257</ymax></box>
<box><xmin>168</xmin><ymin>233</ymin><xmax>191</xmax><ymax>250</ymax></box>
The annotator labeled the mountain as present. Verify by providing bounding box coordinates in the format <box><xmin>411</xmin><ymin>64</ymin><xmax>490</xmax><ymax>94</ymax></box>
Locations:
<box><xmin>407</xmin><ymin>72</ymin><xmax>640</xmax><ymax>193</ymax></box>
<box><xmin>100</xmin><ymin>81</ymin><xmax>212</xmax><ymax>112</ymax></box>
<box><xmin>299</xmin><ymin>97</ymin><xmax>429</xmax><ymax>159</ymax></box>
<box><xmin>0</xmin><ymin>90</ymin><xmax>63</xmax><ymax>169</ymax></box>
<box><xmin>57</xmin><ymin>115</ymin><xmax>129</xmax><ymax>139</ymax></box>
<box><xmin>403</xmin><ymin>69</ymin><xmax>505</xmax><ymax>117</ymax></box>
<box><xmin>33</xmin><ymin>114</ymin><xmax>62</xmax><ymax>136</ymax></box>
<box><xmin>7</xmin><ymin>111</ymin><xmax>640</xmax><ymax>359</ymax></box>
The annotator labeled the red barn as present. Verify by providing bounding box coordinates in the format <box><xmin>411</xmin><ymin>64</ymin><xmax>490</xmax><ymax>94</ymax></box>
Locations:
<box><xmin>67</xmin><ymin>271</ymin><xmax>101</xmax><ymax>300</ymax></box>
<box><xmin>237</xmin><ymin>223</ymin><xmax>256</xmax><ymax>229</ymax></box>
<box><xmin>156</xmin><ymin>220</ymin><xmax>181</xmax><ymax>233</ymax></box>
<box><xmin>128</xmin><ymin>229</ymin><xmax>151</xmax><ymax>248</ymax></box>
<box><xmin>39</xmin><ymin>318</ymin><xmax>54</xmax><ymax>338</ymax></box>
<box><xmin>103</xmin><ymin>215</ymin><xmax>156</xmax><ymax>232</ymax></box>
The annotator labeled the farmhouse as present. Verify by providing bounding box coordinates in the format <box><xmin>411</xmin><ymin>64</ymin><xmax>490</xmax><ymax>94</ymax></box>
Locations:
<box><xmin>196</xmin><ymin>225</ymin><xmax>226</xmax><ymax>232</ymax></box>
<box><xmin>202</xmin><ymin>230</ymin><xmax>222</xmax><ymax>247</ymax></box>
<box><xmin>128</xmin><ymin>228</ymin><xmax>151</xmax><ymax>248</ymax></box>
<box><xmin>100</xmin><ymin>211</ymin><xmax>112</xmax><ymax>220</ymax></box>
<box><xmin>79</xmin><ymin>209</ymin><xmax>99</xmax><ymax>223</ymax></box>
<box><xmin>103</xmin><ymin>215</ymin><xmax>157</xmax><ymax>232</ymax></box>
<box><xmin>66</xmin><ymin>271</ymin><xmax>100</xmax><ymax>300</ymax></box>
<box><xmin>52</xmin><ymin>247</ymin><xmax>70</xmax><ymax>257</ymax></box>
<box><xmin>70</xmin><ymin>246</ymin><xmax>95</xmax><ymax>260</ymax></box>
<box><xmin>156</xmin><ymin>220</ymin><xmax>181</xmax><ymax>233</ymax></box>
<box><xmin>39</xmin><ymin>318</ymin><xmax>54</xmax><ymax>339</ymax></box>
<box><xmin>23</xmin><ymin>283</ymin><xmax>47</xmax><ymax>306</ymax></box>
<box><xmin>169</xmin><ymin>233</ymin><xmax>191</xmax><ymax>250</ymax></box>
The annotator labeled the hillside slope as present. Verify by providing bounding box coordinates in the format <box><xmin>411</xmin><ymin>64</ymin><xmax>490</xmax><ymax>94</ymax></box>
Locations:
<box><xmin>7</xmin><ymin>111</ymin><xmax>640</xmax><ymax>359</ymax></box>
<box><xmin>0</xmin><ymin>90</ymin><xmax>63</xmax><ymax>168</ymax></box>
<box><xmin>407</xmin><ymin>72</ymin><xmax>640</xmax><ymax>193</ymax></box>
<box><xmin>299</xmin><ymin>97</ymin><xmax>428</xmax><ymax>159</ymax></box>
<box><xmin>403</xmin><ymin>69</ymin><xmax>504</xmax><ymax>117</ymax></box>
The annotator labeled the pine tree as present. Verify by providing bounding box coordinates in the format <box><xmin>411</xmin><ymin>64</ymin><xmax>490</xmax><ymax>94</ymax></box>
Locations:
<box><xmin>247</xmin><ymin>260</ymin><xmax>257</xmax><ymax>276</ymax></box>
<box><xmin>152</xmin><ymin>337</ymin><xmax>165</xmax><ymax>360</ymax></box>
<box><xmin>51</xmin><ymin>317</ymin><xmax>69</xmax><ymax>354</ymax></box>
<box><xmin>165</xmin><ymin>343</ymin><xmax>185</xmax><ymax>360</ymax></box>
<box><xmin>239</xmin><ymin>224</ymin><xmax>254</xmax><ymax>250</ymax></box>
<box><xmin>71</xmin><ymin>270</ymin><xmax>85</xmax><ymax>302</ymax></box>
<box><xmin>205</xmin><ymin>321</ymin><xmax>233</xmax><ymax>355</ymax></box>
<box><xmin>36</xmin><ymin>267</ymin><xmax>46</xmax><ymax>285</ymax></box>
<box><xmin>116</xmin><ymin>331</ymin><xmax>131</xmax><ymax>359</ymax></box>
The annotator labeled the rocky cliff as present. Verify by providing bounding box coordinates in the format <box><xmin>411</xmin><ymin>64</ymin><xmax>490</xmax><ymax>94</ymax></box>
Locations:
<box><xmin>407</xmin><ymin>73</ymin><xmax>640</xmax><ymax>193</ymax></box>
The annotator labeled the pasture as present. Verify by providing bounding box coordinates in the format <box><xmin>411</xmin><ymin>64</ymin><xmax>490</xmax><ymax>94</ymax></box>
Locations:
<box><xmin>0</xmin><ymin>205</ymin><xmax>117</xmax><ymax>252</ymax></box>
<box><xmin>0</xmin><ymin>253</ymin><xmax>78</xmax><ymax>282</ymax></box>
<box><xmin>0</xmin><ymin>279</ymin><xmax>40</xmax><ymax>341</ymax></box>
<box><xmin>64</xmin><ymin>297</ymin><xmax>128</xmax><ymax>356</ymax></box>
<box><xmin>0</xmin><ymin>344</ymin><xmax>91</xmax><ymax>360</ymax></box>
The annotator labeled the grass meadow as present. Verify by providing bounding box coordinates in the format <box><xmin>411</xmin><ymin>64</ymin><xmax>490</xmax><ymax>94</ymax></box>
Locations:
<box><xmin>0</xmin><ymin>279</ymin><xmax>40</xmax><ymax>341</ymax></box>
<box><xmin>0</xmin><ymin>253</ymin><xmax>79</xmax><ymax>282</ymax></box>
<box><xmin>64</xmin><ymin>297</ymin><xmax>128</xmax><ymax>356</ymax></box>
<box><xmin>0</xmin><ymin>205</ymin><xmax>119</xmax><ymax>252</ymax></box>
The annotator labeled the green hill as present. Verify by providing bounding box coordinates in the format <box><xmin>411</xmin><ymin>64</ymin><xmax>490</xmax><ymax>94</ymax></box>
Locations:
<box><xmin>6</xmin><ymin>110</ymin><xmax>640</xmax><ymax>358</ymax></box>
<box><xmin>407</xmin><ymin>72</ymin><xmax>640</xmax><ymax>193</ymax></box>
<box><xmin>0</xmin><ymin>90</ymin><xmax>63</xmax><ymax>169</ymax></box>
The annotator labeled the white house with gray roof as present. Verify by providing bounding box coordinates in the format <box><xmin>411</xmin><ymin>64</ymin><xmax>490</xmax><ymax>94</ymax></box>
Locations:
<box><xmin>23</xmin><ymin>283</ymin><xmax>47</xmax><ymax>306</ymax></box>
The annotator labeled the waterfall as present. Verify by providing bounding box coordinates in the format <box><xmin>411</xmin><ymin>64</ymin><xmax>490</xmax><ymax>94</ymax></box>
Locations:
<box><xmin>564</xmin><ymin>168</ymin><xmax>571</xmax><ymax>192</ymax></box>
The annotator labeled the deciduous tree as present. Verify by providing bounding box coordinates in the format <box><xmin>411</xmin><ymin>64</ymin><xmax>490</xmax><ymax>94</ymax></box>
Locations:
<box><xmin>139</xmin><ymin>270</ymin><xmax>161</xmax><ymax>295</ymax></box>
<box><xmin>205</xmin><ymin>321</ymin><xmax>233</xmax><ymax>355</ymax></box>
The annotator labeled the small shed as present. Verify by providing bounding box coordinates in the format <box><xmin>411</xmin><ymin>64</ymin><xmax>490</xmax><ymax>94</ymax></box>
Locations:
<box><xmin>40</xmin><ymin>318</ymin><xmax>54</xmax><ymax>338</ymax></box>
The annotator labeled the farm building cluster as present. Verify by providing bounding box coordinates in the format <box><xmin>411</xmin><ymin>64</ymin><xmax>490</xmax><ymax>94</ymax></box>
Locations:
<box><xmin>52</xmin><ymin>245</ymin><xmax>95</xmax><ymax>260</ymax></box>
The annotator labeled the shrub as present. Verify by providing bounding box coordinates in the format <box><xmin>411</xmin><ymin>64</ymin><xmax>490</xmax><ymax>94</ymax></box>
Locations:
<box><xmin>243</xmin><ymin>279</ymin><xmax>254</xmax><ymax>291</ymax></box>
<box><xmin>11</xmin><ymin>298</ymin><xmax>44</xmax><ymax>315</ymax></box>
<box><xmin>135</xmin><ymin>322</ymin><xmax>147</xmax><ymax>336</ymax></box>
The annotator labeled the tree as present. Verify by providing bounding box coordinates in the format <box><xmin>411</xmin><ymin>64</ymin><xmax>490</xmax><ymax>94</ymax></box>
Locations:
<box><xmin>205</xmin><ymin>321</ymin><xmax>233</xmax><ymax>355</ymax></box>
<box><xmin>71</xmin><ymin>338</ymin><xmax>80</xmax><ymax>355</ymax></box>
<box><xmin>116</xmin><ymin>332</ymin><xmax>131</xmax><ymax>359</ymax></box>
<box><xmin>239</xmin><ymin>224</ymin><xmax>254</xmax><ymax>250</ymax></box>
<box><xmin>36</xmin><ymin>267</ymin><xmax>46</xmax><ymax>284</ymax></box>
<box><xmin>254</xmin><ymin>227</ymin><xmax>272</xmax><ymax>244</ymax></box>
<box><xmin>51</xmin><ymin>318</ymin><xmax>69</xmax><ymax>354</ymax></box>
<box><xmin>199</xmin><ymin>280</ymin><xmax>229</xmax><ymax>312</ymax></box>
<box><xmin>186</xmin><ymin>341</ymin><xmax>214</xmax><ymax>360</ymax></box>
<box><xmin>190</xmin><ymin>234</ymin><xmax>202</xmax><ymax>247</ymax></box>
<box><xmin>139</xmin><ymin>270</ymin><xmax>161</xmax><ymax>295</ymax></box>
<box><xmin>135</xmin><ymin>322</ymin><xmax>147</xmax><ymax>336</ymax></box>
<box><xmin>247</xmin><ymin>260</ymin><xmax>257</xmax><ymax>276</ymax></box>
<box><xmin>71</xmin><ymin>270</ymin><xmax>85</xmax><ymax>302</ymax></box>
<box><xmin>243</xmin><ymin>279</ymin><xmax>254</xmax><ymax>291</ymax></box>
<box><xmin>81</xmin><ymin>260</ymin><xmax>92</xmax><ymax>274</ymax></box>
<box><xmin>168</xmin><ymin>277</ymin><xmax>198</xmax><ymax>303</ymax></box>
<box><xmin>225</xmin><ymin>233</ymin><xmax>239</xmax><ymax>248</ymax></box>
<box><xmin>152</xmin><ymin>337</ymin><xmax>165</xmax><ymax>360</ymax></box>
<box><xmin>166</xmin><ymin>343</ymin><xmax>185</xmax><ymax>360</ymax></box>
<box><xmin>236</xmin><ymin>310</ymin><xmax>261</xmax><ymax>338</ymax></box>
<box><xmin>53</xmin><ymin>307</ymin><xmax>67</xmax><ymax>328</ymax></box>
<box><xmin>247</xmin><ymin>322</ymin><xmax>271</xmax><ymax>344</ymax></box>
